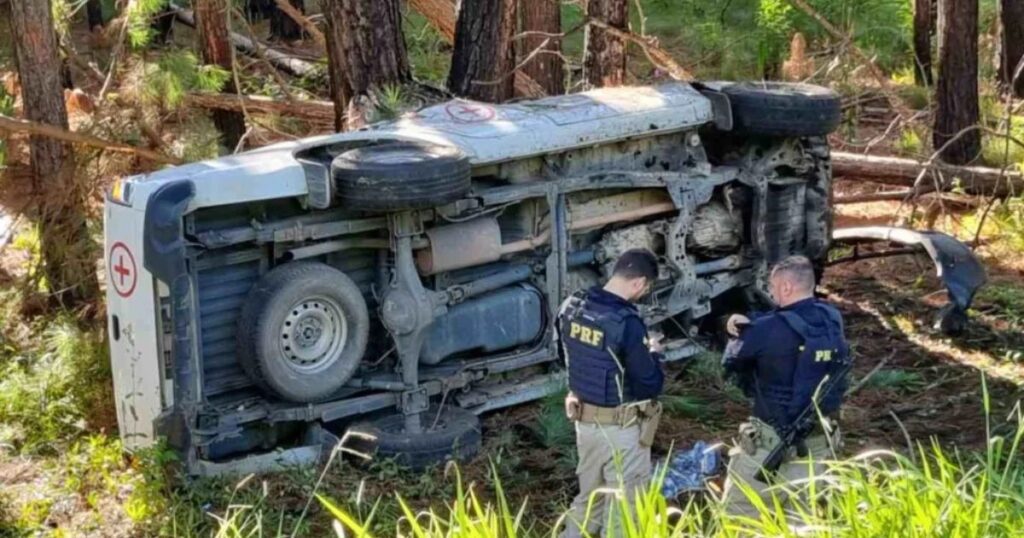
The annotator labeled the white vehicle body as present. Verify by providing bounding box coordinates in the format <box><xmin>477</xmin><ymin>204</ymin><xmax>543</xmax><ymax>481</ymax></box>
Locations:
<box><xmin>105</xmin><ymin>81</ymin><xmax>838</xmax><ymax>474</ymax></box>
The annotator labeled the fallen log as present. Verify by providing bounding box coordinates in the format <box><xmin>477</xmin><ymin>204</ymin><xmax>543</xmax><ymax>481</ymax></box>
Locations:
<box><xmin>407</xmin><ymin>0</ymin><xmax>546</xmax><ymax>99</ymax></box>
<box><xmin>832</xmin><ymin>151</ymin><xmax>1023</xmax><ymax>195</ymax></box>
<box><xmin>0</xmin><ymin>114</ymin><xmax>182</xmax><ymax>165</ymax></box>
<box><xmin>186</xmin><ymin>93</ymin><xmax>334</xmax><ymax>122</ymax></box>
<box><xmin>171</xmin><ymin>6</ymin><xmax>318</xmax><ymax>77</ymax></box>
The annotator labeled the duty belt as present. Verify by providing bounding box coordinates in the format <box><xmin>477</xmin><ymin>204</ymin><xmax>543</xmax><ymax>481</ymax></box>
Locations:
<box><xmin>577</xmin><ymin>401</ymin><xmax>651</xmax><ymax>427</ymax></box>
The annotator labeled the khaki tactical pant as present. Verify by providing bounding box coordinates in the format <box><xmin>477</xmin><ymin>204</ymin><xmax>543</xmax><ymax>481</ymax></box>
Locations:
<box><xmin>722</xmin><ymin>418</ymin><xmax>840</xmax><ymax>520</ymax></box>
<box><xmin>562</xmin><ymin>421</ymin><xmax>652</xmax><ymax>538</ymax></box>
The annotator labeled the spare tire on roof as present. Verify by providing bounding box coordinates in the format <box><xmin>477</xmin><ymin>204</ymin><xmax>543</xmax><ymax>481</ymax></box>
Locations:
<box><xmin>722</xmin><ymin>82</ymin><xmax>842</xmax><ymax>137</ymax></box>
<box><xmin>331</xmin><ymin>141</ymin><xmax>472</xmax><ymax>212</ymax></box>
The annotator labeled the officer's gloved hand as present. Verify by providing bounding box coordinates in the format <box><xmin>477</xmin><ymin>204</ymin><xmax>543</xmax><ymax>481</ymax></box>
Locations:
<box><xmin>726</xmin><ymin>314</ymin><xmax>751</xmax><ymax>337</ymax></box>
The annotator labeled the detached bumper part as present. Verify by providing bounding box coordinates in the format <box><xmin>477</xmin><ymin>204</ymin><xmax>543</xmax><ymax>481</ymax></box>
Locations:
<box><xmin>832</xmin><ymin>226</ymin><xmax>987</xmax><ymax>335</ymax></box>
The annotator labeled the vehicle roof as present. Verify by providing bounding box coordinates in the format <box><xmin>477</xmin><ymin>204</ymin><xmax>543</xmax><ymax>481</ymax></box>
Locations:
<box><xmin>128</xmin><ymin>83</ymin><xmax>713</xmax><ymax>208</ymax></box>
<box><xmin>326</xmin><ymin>82</ymin><xmax>713</xmax><ymax>164</ymax></box>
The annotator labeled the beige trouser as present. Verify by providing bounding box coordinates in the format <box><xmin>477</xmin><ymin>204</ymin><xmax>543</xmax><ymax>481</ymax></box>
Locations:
<box><xmin>722</xmin><ymin>418</ymin><xmax>840</xmax><ymax>520</ymax></box>
<box><xmin>562</xmin><ymin>421</ymin><xmax>651</xmax><ymax>538</ymax></box>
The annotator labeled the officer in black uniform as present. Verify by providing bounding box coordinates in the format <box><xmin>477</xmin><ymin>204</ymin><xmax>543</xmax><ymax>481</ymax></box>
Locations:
<box><xmin>720</xmin><ymin>254</ymin><xmax>850</xmax><ymax>518</ymax></box>
<box><xmin>557</xmin><ymin>248</ymin><xmax>665</xmax><ymax>538</ymax></box>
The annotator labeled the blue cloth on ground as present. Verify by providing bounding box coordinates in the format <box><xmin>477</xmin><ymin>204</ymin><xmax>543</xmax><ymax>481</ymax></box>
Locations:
<box><xmin>657</xmin><ymin>441</ymin><xmax>720</xmax><ymax>499</ymax></box>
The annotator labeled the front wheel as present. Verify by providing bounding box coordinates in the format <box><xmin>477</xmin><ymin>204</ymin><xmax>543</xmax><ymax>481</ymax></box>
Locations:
<box><xmin>345</xmin><ymin>406</ymin><xmax>482</xmax><ymax>470</ymax></box>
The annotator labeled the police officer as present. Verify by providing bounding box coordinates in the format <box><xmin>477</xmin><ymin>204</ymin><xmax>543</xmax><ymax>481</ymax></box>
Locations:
<box><xmin>720</xmin><ymin>255</ymin><xmax>850</xmax><ymax>518</ymax></box>
<box><xmin>557</xmin><ymin>249</ymin><xmax>665</xmax><ymax>538</ymax></box>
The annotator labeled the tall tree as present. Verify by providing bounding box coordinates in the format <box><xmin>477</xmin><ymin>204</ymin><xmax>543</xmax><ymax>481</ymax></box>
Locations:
<box><xmin>520</xmin><ymin>0</ymin><xmax>563</xmax><ymax>95</ymax></box>
<box><xmin>584</xmin><ymin>0</ymin><xmax>628</xmax><ymax>88</ymax></box>
<box><xmin>196</xmin><ymin>0</ymin><xmax>246</xmax><ymax>150</ymax></box>
<box><xmin>913</xmin><ymin>0</ymin><xmax>933</xmax><ymax>86</ymax></box>
<box><xmin>9</xmin><ymin>0</ymin><xmax>99</xmax><ymax>308</ymax></box>
<box><xmin>933</xmin><ymin>0</ymin><xmax>980</xmax><ymax>165</ymax></box>
<box><xmin>323</xmin><ymin>0</ymin><xmax>411</xmax><ymax>131</ymax></box>
<box><xmin>270</xmin><ymin>0</ymin><xmax>305</xmax><ymax>41</ymax></box>
<box><xmin>86</xmin><ymin>0</ymin><xmax>104</xmax><ymax>30</ymax></box>
<box><xmin>448</xmin><ymin>0</ymin><xmax>516</xmax><ymax>102</ymax></box>
<box><xmin>999</xmin><ymin>0</ymin><xmax>1024</xmax><ymax>97</ymax></box>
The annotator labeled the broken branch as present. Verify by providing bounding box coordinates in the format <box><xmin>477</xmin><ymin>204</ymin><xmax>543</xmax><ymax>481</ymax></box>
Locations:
<box><xmin>0</xmin><ymin>114</ymin><xmax>182</xmax><ymax>165</ymax></box>
<box><xmin>785</xmin><ymin>0</ymin><xmax>918</xmax><ymax>128</ymax></box>
<box><xmin>186</xmin><ymin>92</ymin><xmax>335</xmax><ymax>121</ymax></box>
<box><xmin>272</xmin><ymin>0</ymin><xmax>326</xmax><ymax>48</ymax></box>
<box><xmin>586</xmin><ymin>18</ymin><xmax>694</xmax><ymax>81</ymax></box>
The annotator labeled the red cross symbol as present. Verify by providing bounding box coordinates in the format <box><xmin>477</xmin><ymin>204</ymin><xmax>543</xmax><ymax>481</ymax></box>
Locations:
<box><xmin>109</xmin><ymin>242</ymin><xmax>137</xmax><ymax>298</ymax></box>
<box><xmin>445</xmin><ymin>102</ymin><xmax>495</xmax><ymax>123</ymax></box>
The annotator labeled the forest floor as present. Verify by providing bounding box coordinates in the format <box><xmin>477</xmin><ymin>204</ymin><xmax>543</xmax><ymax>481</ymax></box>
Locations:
<box><xmin>2</xmin><ymin>5</ymin><xmax>1024</xmax><ymax>536</ymax></box>
<box><xmin>1</xmin><ymin>174</ymin><xmax>1023</xmax><ymax>537</ymax></box>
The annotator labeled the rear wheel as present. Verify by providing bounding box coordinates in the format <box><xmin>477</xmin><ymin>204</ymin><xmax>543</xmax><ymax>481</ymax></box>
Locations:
<box><xmin>345</xmin><ymin>406</ymin><xmax>482</xmax><ymax>470</ymax></box>
<box><xmin>332</xmin><ymin>141</ymin><xmax>472</xmax><ymax>212</ymax></box>
<box><xmin>723</xmin><ymin>82</ymin><xmax>842</xmax><ymax>137</ymax></box>
<box><xmin>237</xmin><ymin>262</ymin><xmax>370</xmax><ymax>403</ymax></box>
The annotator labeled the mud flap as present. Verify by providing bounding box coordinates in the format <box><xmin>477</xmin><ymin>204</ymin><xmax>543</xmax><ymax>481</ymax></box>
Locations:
<box><xmin>832</xmin><ymin>226</ymin><xmax>987</xmax><ymax>335</ymax></box>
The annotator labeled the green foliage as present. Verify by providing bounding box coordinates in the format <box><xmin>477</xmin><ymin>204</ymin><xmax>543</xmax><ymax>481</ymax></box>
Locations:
<box><xmin>895</xmin><ymin>128</ymin><xmax>924</xmax><ymax>157</ymax></box>
<box><xmin>864</xmin><ymin>368</ymin><xmax>926</xmax><ymax>392</ymax></box>
<box><xmin>533</xmin><ymin>389</ymin><xmax>574</xmax><ymax>451</ymax></box>
<box><xmin>661</xmin><ymin>394</ymin><xmax>711</xmax><ymax>418</ymax></box>
<box><xmin>0</xmin><ymin>85</ymin><xmax>13</xmax><ymax>167</ymax></box>
<box><xmin>138</xmin><ymin>49</ymin><xmax>230</xmax><ymax>109</ymax></box>
<box><xmin>126</xmin><ymin>0</ymin><xmax>172</xmax><ymax>48</ymax></box>
<box><xmin>404</xmin><ymin>10</ymin><xmax>451</xmax><ymax>85</ymax></box>
<box><xmin>0</xmin><ymin>314</ymin><xmax>111</xmax><ymax>453</ymax></box>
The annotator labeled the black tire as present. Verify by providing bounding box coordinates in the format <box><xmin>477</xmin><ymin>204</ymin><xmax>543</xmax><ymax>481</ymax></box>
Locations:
<box><xmin>236</xmin><ymin>262</ymin><xmax>370</xmax><ymax>403</ymax></box>
<box><xmin>332</xmin><ymin>141</ymin><xmax>472</xmax><ymax>212</ymax></box>
<box><xmin>722</xmin><ymin>82</ymin><xmax>841</xmax><ymax>137</ymax></box>
<box><xmin>346</xmin><ymin>406</ymin><xmax>482</xmax><ymax>470</ymax></box>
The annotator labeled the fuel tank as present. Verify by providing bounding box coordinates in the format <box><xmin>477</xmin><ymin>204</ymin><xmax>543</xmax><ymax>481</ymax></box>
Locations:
<box><xmin>420</xmin><ymin>284</ymin><xmax>545</xmax><ymax>365</ymax></box>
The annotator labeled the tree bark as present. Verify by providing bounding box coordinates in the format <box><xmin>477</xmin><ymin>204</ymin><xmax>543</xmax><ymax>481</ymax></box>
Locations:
<box><xmin>448</xmin><ymin>0</ymin><xmax>517</xmax><ymax>102</ymax></box>
<box><xmin>9</xmin><ymin>0</ymin><xmax>99</xmax><ymax>308</ymax></box>
<box><xmin>999</xmin><ymin>0</ymin><xmax>1024</xmax><ymax>97</ymax></box>
<box><xmin>408</xmin><ymin>0</ymin><xmax>546</xmax><ymax>98</ymax></box>
<box><xmin>584</xmin><ymin>0</ymin><xmax>628</xmax><ymax>88</ymax></box>
<box><xmin>913</xmin><ymin>0</ymin><xmax>933</xmax><ymax>86</ymax></box>
<box><xmin>269</xmin><ymin>0</ymin><xmax>304</xmax><ymax>41</ymax></box>
<box><xmin>196</xmin><ymin>0</ymin><xmax>246</xmax><ymax>150</ymax></box>
<box><xmin>933</xmin><ymin>0</ymin><xmax>980</xmax><ymax>165</ymax></box>
<box><xmin>520</xmin><ymin>0</ymin><xmax>563</xmax><ymax>95</ymax></box>
<box><xmin>323</xmin><ymin>0</ymin><xmax>410</xmax><ymax>131</ymax></box>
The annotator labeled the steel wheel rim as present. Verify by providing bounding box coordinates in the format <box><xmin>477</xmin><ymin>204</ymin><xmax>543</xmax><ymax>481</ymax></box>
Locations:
<box><xmin>279</xmin><ymin>295</ymin><xmax>348</xmax><ymax>374</ymax></box>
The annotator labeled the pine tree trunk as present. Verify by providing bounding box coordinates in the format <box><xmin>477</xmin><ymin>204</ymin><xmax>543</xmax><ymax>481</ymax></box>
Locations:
<box><xmin>86</xmin><ymin>0</ymin><xmax>103</xmax><ymax>29</ymax></box>
<box><xmin>999</xmin><ymin>0</ymin><xmax>1024</xmax><ymax>97</ymax></box>
<box><xmin>9</xmin><ymin>0</ymin><xmax>99</xmax><ymax>308</ymax></box>
<box><xmin>584</xmin><ymin>0</ymin><xmax>628</xmax><ymax>88</ymax></box>
<box><xmin>323</xmin><ymin>0</ymin><xmax>411</xmax><ymax>131</ymax></box>
<box><xmin>913</xmin><ymin>0</ymin><xmax>933</xmax><ymax>86</ymax></box>
<box><xmin>933</xmin><ymin>0</ymin><xmax>980</xmax><ymax>165</ymax></box>
<box><xmin>448</xmin><ymin>0</ymin><xmax>517</xmax><ymax>102</ymax></box>
<box><xmin>520</xmin><ymin>0</ymin><xmax>563</xmax><ymax>95</ymax></box>
<box><xmin>196</xmin><ymin>0</ymin><xmax>246</xmax><ymax>149</ymax></box>
<box><xmin>269</xmin><ymin>0</ymin><xmax>304</xmax><ymax>41</ymax></box>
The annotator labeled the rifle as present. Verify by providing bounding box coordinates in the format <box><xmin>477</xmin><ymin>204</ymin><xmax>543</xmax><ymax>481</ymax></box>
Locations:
<box><xmin>754</xmin><ymin>357</ymin><xmax>853</xmax><ymax>483</ymax></box>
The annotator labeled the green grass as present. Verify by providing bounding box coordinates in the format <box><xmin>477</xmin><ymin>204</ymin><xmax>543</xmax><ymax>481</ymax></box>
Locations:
<box><xmin>304</xmin><ymin>381</ymin><xmax>1024</xmax><ymax>537</ymax></box>
<box><xmin>864</xmin><ymin>368</ymin><xmax>926</xmax><ymax>392</ymax></box>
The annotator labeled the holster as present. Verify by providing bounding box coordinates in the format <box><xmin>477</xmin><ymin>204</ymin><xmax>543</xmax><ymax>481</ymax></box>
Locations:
<box><xmin>637</xmin><ymin>401</ymin><xmax>663</xmax><ymax>447</ymax></box>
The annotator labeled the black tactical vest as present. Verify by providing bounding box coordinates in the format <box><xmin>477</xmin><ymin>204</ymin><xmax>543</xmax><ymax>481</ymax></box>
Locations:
<box><xmin>558</xmin><ymin>291</ymin><xmax>634</xmax><ymax>407</ymax></box>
